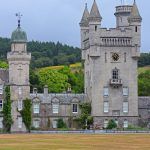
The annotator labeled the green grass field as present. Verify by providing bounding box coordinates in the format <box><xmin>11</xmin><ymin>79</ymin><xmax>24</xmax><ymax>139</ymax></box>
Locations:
<box><xmin>0</xmin><ymin>134</ymin><xmax>150</xmax><ymax>150</ymax></box>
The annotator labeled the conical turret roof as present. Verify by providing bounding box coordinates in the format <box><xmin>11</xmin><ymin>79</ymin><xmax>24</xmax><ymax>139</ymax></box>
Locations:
<box><xmin>80</xmin><ymin>3</ymin><xmax>90</xmax><ymax>27</ymax></box>
<box><xmin>128</xmin><ymin>0</ymin><xmax>142</xmax><ymax>22</ymax></box>
<box><xmin>89</xmin><ymin>0</ymin><xmax>102</xmax><ymax>22</ymax></box>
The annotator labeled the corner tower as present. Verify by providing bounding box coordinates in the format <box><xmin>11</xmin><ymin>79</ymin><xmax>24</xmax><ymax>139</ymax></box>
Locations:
<box><xmin>80</xmin><ymin>0</ymin><xmax>142</xmax><ymax>129</ymax></box>
<box><xmin>7</xmin><ymin>14</ymin><xmax>31</xmax><ymax>132</ymax></box>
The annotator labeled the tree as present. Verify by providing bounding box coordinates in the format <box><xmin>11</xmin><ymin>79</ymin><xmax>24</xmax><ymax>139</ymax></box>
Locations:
<box><xmin>76</xmin><ymin>103</ymin><xmax>93</xmax><ymax>129</ymax></box>
<box><xmin>38</xmin><ymin>68</ymin><xmax>69</xmax><ymax>93</ymax></box>
<box><xmin>107</xmin><ymin>119</ymin><xmax>117</xmax><ymax>129</ymax></box>
<box><xmin>20</xmin><ymin>99</ymin><xmax>32</xmax><ymax>132</ymax></box>
<box><xmin>3</xmin><ymin>86</ymin><xmax>13</xmax><ymax>133</ymax></box>
<box><xmin>57</xmin><ymin>118</ymin><xmax>67</xmax><ymax>129</ymax></box>
<box><xmin>138</xmin><ymin>70</ymin><xmax>150</xmax><ymax>96</ymax></box>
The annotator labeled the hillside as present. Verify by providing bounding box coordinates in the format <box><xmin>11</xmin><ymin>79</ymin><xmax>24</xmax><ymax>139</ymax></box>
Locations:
<box><xmin>0</xmin><ymin>37</ymin><xmax>81</xmax><ymax>69</ymax></box>
<box><xmin>0</xmin><ymin>37</ymin><xmax>150</xmax><ymax>69</ymax></box>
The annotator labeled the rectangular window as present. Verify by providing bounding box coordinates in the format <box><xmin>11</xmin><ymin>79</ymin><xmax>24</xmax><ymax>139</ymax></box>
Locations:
<box><xmin>53</xmin><ymin>104</ymin><xmax>59</xmax><ymax>114</ymax></box>
<box><xmin>33</xmin><ymin>120</ymin><xmax>40</xmax><ymax>128</ymax></box>
<box><xmin>104</xmin><ymin>87</ymin><xmax>109</xmax><ymax>97</ymax></box>
<box><xmin>52</xmin><ymin>120</ymin><xmax>57</xmax><ymax>128</ymax></box>
<box><xmin>18</xmin><ymin>87</ymin><xmax>22</xmax><ymax>95</ymax></box>
<box><xmin>0</xmin><ymin>85</ymin><xmax>3</xmax><ymax>95</ymax></box>
<box><xmin>0</xmin><ymin>117</ymin><xmax>3</xmax><ymax>129</ymax></box>
<box><xmin>115</xmin><ymin>120</ymin><xmax>118</xmax><ymax>127</ymax></box>
<box><xmin>104</xmin><ymin>119</ymin><xmax>108</xmax><ymax>128</ymax></box>
<box><xmin>18</xmin><ymin>100</ymin><xmax>22</xmax><ymax>111</ymax></box>
<box><xmin>72</xmin><ymin>104</ymin><xmax>78</xmax><ymax>113</ymax></box>
<box><xmin>18</xmin><ymin>117</ymin><xmax>22</xmax><ymax>129</ymax></box>
<box><xmin>33</xmin><ymin>103</ymin><xmax>40</xmax><ymax>114</ymax></box>
<box><xmin>123</xmin><ymin>120</ymin><xmax>128</xmax><ymax>128</ymax></box>
<box><xmin>123</xmin><ymin>102</ymin><xmax>128</xmax><ymax>113</ymax></box>
<box><xmin>104</xmin><ymin>102</ymin><xmax>109</xmax><ymax>113</ymax></box>
<box><xmin>123</xmin><ymin>87</ymin><xmax>129</xmax><ymax>96</ymax></box>
<box><xmin>0</xmin><ymin>100</ymin><xmax>3</xmax><ymax>111</ymax></box>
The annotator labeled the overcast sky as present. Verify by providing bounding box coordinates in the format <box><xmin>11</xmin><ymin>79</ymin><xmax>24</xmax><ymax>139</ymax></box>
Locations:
<box><xmin>0</xmin><ymin>0</ymin><xmax>149</xmax><ymax>52</ymax></box>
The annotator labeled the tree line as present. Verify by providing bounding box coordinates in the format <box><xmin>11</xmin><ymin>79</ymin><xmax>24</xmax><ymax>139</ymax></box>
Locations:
<box><xmin>0</xmin><ymin>37</ymin><xmax>149</xmax><ymax>69</ymax></box>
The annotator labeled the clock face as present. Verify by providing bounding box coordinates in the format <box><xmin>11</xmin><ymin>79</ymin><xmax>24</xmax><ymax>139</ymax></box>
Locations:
<box><xmin>112</xmin><ymin>53</ymin><xmax>119</xmax><ymax>61</ymax></box>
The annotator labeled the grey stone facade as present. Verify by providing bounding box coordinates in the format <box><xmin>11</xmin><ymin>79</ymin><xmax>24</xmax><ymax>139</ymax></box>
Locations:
<box><xmin>0</xmin><ymin>0</ymin><xmax>149</xmax><ymax>132</ymax></box>
<box><xmin>80</xmin><ymin>0</ymin><xmax>143</xmax><ymax>128</ymax></box>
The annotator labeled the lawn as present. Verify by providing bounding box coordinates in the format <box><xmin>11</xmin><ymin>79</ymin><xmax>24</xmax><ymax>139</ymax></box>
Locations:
<box><xmin>0</xmin><ymin>134</ymin><xmax>150</xmax><ymax>150</ymax></box>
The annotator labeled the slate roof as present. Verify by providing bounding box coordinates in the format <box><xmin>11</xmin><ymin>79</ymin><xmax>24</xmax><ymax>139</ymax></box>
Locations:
<box><xmin>80</xmin><ymin>3</ymin><xmax>90</xmax><ymax>27</ymax></box>
<box><xmin>30</xmin><ymin>93</ymin><xmax>86</xmax><ymax>104</ymax></box>
<box><xmin>89</xmin><ymin>0</ymin><xmax>102</xmax><ymax>22</ymax></box>
<box><xmin>11</xmin><ymin>27</ymin><xmax>27</xmax><ymax>43</ymax></box>
<box><xmin>128</xmin><ymin>0</ymin><xmax>142</xmax><ymax>22</ymax></box>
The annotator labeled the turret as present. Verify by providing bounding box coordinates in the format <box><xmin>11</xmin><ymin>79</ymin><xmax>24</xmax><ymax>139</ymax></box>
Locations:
<box><xmin>115</xmin><ymin>5</ymin><xmax>132</xmax><ymax>29</ymax></box>
<box><xmin>128</xmin><ymin>0</ymin><xmax>142</xmax><ymax>57</ymax></box>
<box><xmin>80</xmin><ymin>3</ymin><xmax>90</xmax><ymax>51</ymax></box>
<box><xmin>88</xmin><ymin>0</ymin><xmax>102</xmax><ymax>56</ymax></box>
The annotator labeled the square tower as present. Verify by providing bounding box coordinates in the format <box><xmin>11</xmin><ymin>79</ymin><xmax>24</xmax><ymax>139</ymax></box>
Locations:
<box><xmin>7</xmin><ymin>18</ymin><xmax>31</xmax><ymax>132</ymax></box>
<box><xmin>80</xmin><ymin>0</ymin><xmax>142</xmax><ymax>129</ymax></box>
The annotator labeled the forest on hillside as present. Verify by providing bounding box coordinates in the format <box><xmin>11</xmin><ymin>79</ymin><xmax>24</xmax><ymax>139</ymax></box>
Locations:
<box><xmin>0</xmin><ymin>37</ymin><xmax>149</xmax><ymax>96</ymax></box>
<box><xmin>0</xmin><ymin>37</ymin><xmax>150</xmax><ymax>69</ymax></box>
<box><xmin>0</xmin><ymin>37</ymin><xmax>81</xmax><ymax>68</ymax></box>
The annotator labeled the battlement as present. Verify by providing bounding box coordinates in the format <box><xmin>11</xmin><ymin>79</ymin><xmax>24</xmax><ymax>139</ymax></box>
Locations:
<box><xmin>115</xmin><ymin>5</ymin><xmax>132</xmax><ymax>14</ymax></box>
<box><xmin>100</xmin><ymin>28</ymin><xmax>132</xmax><ymax>37</ymax></box>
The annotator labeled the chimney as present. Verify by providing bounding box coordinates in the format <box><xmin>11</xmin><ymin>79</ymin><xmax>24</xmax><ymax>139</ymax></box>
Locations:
<box><xmin>44</xmin><ymin>85</ymin><xmax>48</xmax><ymax>96</ymax></box>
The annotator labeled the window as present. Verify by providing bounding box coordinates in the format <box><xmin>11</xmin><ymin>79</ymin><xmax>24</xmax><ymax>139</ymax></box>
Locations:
<box><xmin>123</xmin><ymin>120</ymin><xmax>128</xmax><ymax>128</ymax></box>
<box><xmin>33</xmin><ymin>103</ymin><xmax>40</xmax><ymax>114</ymax></box>
<box><xmin>18</xmin><ymin>100</ymin><xmax>22</xmax><ymax>111</ymax></box>
<box><xmin>0</xmin><ymin>100</ymin><xmax>3</xmax><ymax>111</ymax></box>
<box><xmin>95</xmin><ymin>25</ymin><xmax>97</xmax><ymax>31</ymax></box>
<box><xmin>135</xmin><ymin>26</ymin><xmax>138</xmax><ymax>32</ymax></box>
<box><xmin>123</xmin><ymin>87</ymin><xmax>129</xmax><ymax>96</ymax></box>
<box><xmin>103</xmin><ymin>87</ymin><xmax>109</xmax><ymax>97</ymax></box>
<box><xmin>105</xmin><ymin>52</ymin><xmax>107</xmax><ymax>63</ymax></box>
<box><xmin>33</xmin><ymin>120</ymin><xmax>40</xmax><ymax>128</ymax></box>
<box><xmin>18</xmin><ymin>87</ymin><xmax>22</xmax><ymax>95</ymax></box>
<box><xmin>123</xmin><ymin>102</ymin><xmax>128</xmax><ymax>113</ymax></box>
<box><xmin>0</xmin><ymin>117</ymin><xmax>3</xmax><ymax>128</ymax></box>
<box><xmin>124</xmin><ymin>52</ymin><xmax>127</xmax><ymax>62</ymax></box>
<box><xmin>53</xmin><ymin>104</ymin><xmax>59</xmax><ymax>114</ymax></box>
<box><xmin>0</xmin><ymin>85</ymin><xmax>3</xmax><ymax>95</ymax></box>
<box><xmin>112</xmin><ymin>68</ymin><xmax>119</xmax><ymax>80</ymax></box>
<box><xmin>104</xmin><ymin>119</ymin><xmax>108</xmax><ymax>128</ymax></box>
<box><xmin>72</xmin><ymin>104</ymin><xmax>78</xmax><ymax>113</ymax></box>
<box><xmin>18</xmin><ymin>117</ymin><xmax>22</xmax><ymax>128</ymax></box>
<box><xmin>52</xmin><ymin>120</ymin><xmax>57</xmax><ymax>128</ymax></box>
<box><xmin>115</xmin><ymin>119</ymin><xmax>118</xmax><ymax>127</ymax></box>
<box><xmin>104</xmin><ymin>102</ymin><xmax>109</xmax><ymax>113</ymax></box>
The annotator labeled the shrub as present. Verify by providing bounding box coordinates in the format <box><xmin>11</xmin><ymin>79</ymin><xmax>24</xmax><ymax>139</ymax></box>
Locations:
<box><xmin>107</xmin><ymin>119</ymin><xmax>117</xmax><ymax>129</ymax></box>
<box><xmin>57</xmin><ymin>118</ymin><xmax>67</xmax><ymax>129</ymax></box>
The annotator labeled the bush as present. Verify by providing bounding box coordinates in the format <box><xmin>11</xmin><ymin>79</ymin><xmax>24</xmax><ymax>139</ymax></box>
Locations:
<box><xmin>107</xmin><ymin>119</ymin><xmax>117</xmax><ymax>129</ymax></box>
<box><xmin>57</xmin><ymin>118</ymin><xmax>67</xmax><ymax>129</ymax></box>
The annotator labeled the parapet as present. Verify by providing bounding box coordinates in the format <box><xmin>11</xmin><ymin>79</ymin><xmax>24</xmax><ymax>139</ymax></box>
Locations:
<box><xmin>115</xmin><ymin>5</ymin><xmax>132</xmax><ymax>15</ymax></box>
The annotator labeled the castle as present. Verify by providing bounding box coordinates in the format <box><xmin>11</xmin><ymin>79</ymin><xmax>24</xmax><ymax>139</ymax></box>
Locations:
<box><xmin>0</xmin><ymin>0</ymin><xmax>149</xmax><ymax>132</ymax></box>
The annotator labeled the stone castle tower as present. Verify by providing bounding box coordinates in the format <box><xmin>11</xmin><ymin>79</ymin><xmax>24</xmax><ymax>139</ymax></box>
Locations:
<box><xmin>80</xmin><ymin>0</ymin><xmax>142</xmax><ymax>128</ymax></box>
<box><xmin>7</xmin><ymin>15</ymin><xmax>31</xmax><ymax>132</ymax></box>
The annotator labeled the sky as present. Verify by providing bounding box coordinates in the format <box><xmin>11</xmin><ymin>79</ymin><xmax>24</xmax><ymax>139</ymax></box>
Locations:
<box><xmin>0</xmin><ymin>0</ymin><xmax>149</xmax><ymax>52</ymax></box>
